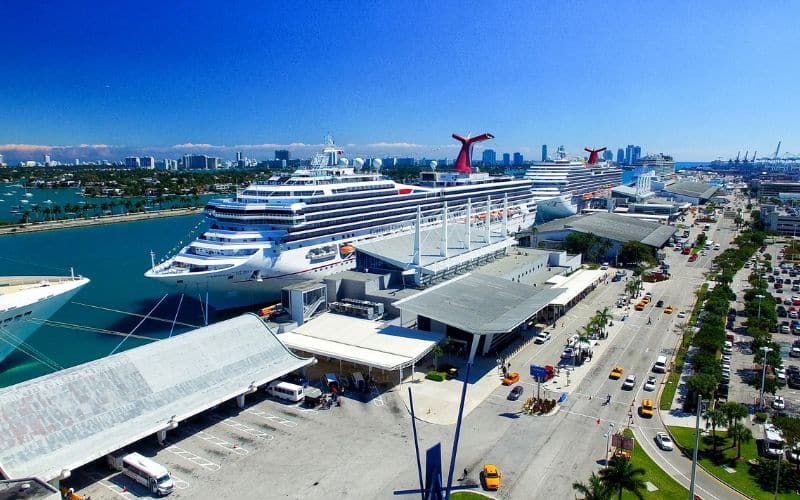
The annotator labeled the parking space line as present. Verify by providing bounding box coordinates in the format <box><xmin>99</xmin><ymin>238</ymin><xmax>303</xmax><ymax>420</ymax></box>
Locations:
<box><xmin>166</xmin><ymin>445</ymin><xmax>222</xmax><ymax>471</ymax></box>
<box><xmin>85</xmin><ymin>472</ymin><xmax>134</xmax><ymax>499</ymax></box>
<box><xmin>217</xmin><ymin>417</ymin><xmax>275</xmax><ymax>440</ymax></box>
<box><xmin>371</xmin><ymin>386</ymin><xmax>385</xmax><ymax>407</ymax></box>
<box><xmin>187</xmin><ymin>429</ymin><xmax>250</xmax><ymax>455</ymax></box>
<box><xmin>245</xmin><ymin>408</ymin><xmax>298</xmax><ymax>427</ymax></box>
<box><xmin>170</xmin><ymin>473</ymin><xmax>190</xmax><ymax>490</ymax></box>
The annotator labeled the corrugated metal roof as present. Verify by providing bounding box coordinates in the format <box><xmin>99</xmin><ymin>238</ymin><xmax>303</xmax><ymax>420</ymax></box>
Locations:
<box><xmin>0</xmin><ymin>314</ymin><xmax>313</xmax><ymax>482</ymax></box>
<box><xmin>535</xmin><ymin>212</ymin><xmax>675</xmax><ymax>248</ymax></box>
<box><xmin>662</xmin><ymin>181</ymin><xmax>719</xmax><ymax>200</ymax></box>
<box><xmin>393</xmin><ymin>273</ymin><xmax>564</xmax><ymax>335</ymax></box>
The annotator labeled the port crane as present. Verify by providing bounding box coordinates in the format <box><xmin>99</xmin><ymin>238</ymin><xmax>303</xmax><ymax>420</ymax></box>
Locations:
<box><xmin>775</xmin><ymin>141</ymin><xmax>782</xmax><ymax>159</ymax></box>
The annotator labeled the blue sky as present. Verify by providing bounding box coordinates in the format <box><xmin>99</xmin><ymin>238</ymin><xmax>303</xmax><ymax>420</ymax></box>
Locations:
<box><xmin>1</xmin><ymin>1</ymin><xmax>798</xmax><ymax>162</ymax></box>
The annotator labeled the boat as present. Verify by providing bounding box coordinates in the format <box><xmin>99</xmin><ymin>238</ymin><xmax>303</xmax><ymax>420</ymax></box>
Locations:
<box><xmin>0</xmin><ymin>274</ymin><xmax>90</xmax><ymax>365</ymax></box>
<box><xmin>146</xmin><ymin>133</ymin><xmax>538</xmax><ymax>310</ymax></box>
<box><xmin>524</xmin><ymin>145</ymin><xmax>622</xmax><ymax>222</ymax></box>
<box><xmin>627</xmin><ymin>153</ymin><xmax>676</xmax><ymax>177</ymax></box>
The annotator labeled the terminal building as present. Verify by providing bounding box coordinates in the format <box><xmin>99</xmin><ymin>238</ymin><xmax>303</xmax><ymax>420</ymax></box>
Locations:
<box><xmin>658</xmin><ymin>181</ymin><xmax>719</xmax><ymax>205</ymax></box>
<box><xmin>760</xmin><ymin>204</ymin><xmax>800</xmax><ymax>235</ymax></box>
<box><xmin>530</xmin><ymin>212</ymin><xmax>675</xmax><ymax>263</ymax></box>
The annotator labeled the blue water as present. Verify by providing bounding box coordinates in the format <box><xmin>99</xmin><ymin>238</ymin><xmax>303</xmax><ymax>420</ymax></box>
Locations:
<box><xmin>0</xmin><ymin>214</ymin><xmax>235</xmax><ymax>387</ymax></box>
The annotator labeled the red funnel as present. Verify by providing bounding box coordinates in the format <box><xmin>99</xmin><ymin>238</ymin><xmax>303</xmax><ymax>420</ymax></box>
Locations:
<box><xmin>453</xmin><ymin>133</ymin><xmax>494</xmax><ymax>174</ymax></box>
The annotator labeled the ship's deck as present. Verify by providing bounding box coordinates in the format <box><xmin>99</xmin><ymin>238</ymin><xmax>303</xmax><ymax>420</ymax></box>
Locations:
<box><xmin>0</xmin><ymin>277</ymin><xmax>71</xmax><ymax>296</ymax></box>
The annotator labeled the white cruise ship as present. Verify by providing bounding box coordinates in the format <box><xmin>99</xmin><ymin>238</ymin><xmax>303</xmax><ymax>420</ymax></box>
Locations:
<box><xmin>524</xmin><ymin>145</ymin><xmax>622</xmax><ymax>222</ymax></box>
<box><xmin>146</xmin><ymin>134</ymin><xmax>538</xmax><ymax>310</ymax></box>
<box><xmin>0</xmin><ymin>274</ymin><xmax>89</xmax><ymax>364</ymax></box>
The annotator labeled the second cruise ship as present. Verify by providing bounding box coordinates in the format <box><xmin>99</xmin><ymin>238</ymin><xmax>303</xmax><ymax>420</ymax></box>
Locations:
<box><xmin>146</xmin><ymin>133</ymin><xmax>538</xmax><ymax>310</ymax></box>
<box><xmin>525</xmin><ymin>146</ymin><xmax>622</xmax><ymax>222</ymax></box>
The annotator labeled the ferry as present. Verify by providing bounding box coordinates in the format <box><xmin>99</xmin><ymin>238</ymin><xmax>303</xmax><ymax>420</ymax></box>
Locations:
<box><xmin>146</xmin><ymin>134</ymin><xmax>538</xmax><ymax>309</ymax></box>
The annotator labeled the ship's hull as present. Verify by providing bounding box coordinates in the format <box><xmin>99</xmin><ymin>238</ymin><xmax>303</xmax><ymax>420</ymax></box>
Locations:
<box><xmin>0</xmin><ymin>278</ymin><xmax>89</xmax><ymax>364</ymax></box>
<box><xmin>150</xmin><ymin>211</ymin><xmax>537</xmax><ymax>310</ymax></box>
<box><xmin>535</xmin><ymin>195</ymin><xmax>578</xmax><ymax>223</ymax></box>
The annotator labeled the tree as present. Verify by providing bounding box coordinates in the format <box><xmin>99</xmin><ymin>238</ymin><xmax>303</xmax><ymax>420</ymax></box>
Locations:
<box><xmin>565</xmin><ymin>232</ymin><xmax>601</xmax><ymax>260</ymax></box>
<box><xmin>704</xmin><ymin>408</ymin><xmax>728</xmax><ymax>452</ymax></box>
<box><xmin>685</xmin><ymin>373</ymin><xmax>718</xmax><ymax>412</ymax></box>
<box><xmin>728</xmin><ymin>423</ymin><xmax>753</xmax><ymax>460</ymax></box>
<box><xmin>719</xmin><ymin>402</ymin><xmax>748</xmax><ymax>446</ymax></box>
<box><xmin>572</xmin><ymin>472</ymin><xmax>611</xmax><ymax>500</ymax></box>
<box><xmin>599</xmin><ymin>455</ymin><xmax>646</xmax><ymax>500</ymax></box>
<box><xmin>594</xmin><ymin>307</ymin><xmax>613</xmax><ymax>337</ymax></box>
<box><xmin>431</xmin><ymin>344</ymin><xmax>443</xmax><ymax>370</ymax></box>
<box><xmin>618</xmin><ymin>240</ymin><xmax>656</xmax><ymax>267</ymax></box>
<box><xmin>774</xmin><ymin>416</ymin><xmax>800</xmax><ymax>470</ymax></box>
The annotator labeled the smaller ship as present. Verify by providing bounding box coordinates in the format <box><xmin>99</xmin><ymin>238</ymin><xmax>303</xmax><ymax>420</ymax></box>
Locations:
<box><xmin>0</xmin><ymin>274</ymin><xmax>90</xmax><ymax>365</ymax></box>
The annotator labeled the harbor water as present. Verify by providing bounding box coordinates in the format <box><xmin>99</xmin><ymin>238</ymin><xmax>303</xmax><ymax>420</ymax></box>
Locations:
<box><xmin>0</xmin><ymin>213</ymin><xmax>231</xmax><ymax>387</ymax></box>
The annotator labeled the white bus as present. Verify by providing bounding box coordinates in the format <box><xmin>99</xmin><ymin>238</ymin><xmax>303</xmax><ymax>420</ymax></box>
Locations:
<box><xmin>107</xmin><ymin>452</ymin><xmax>174</xmax><ymax>496</ymax></box>
<box><xmin>266</xmin><ymin>380</ymin><xmax>305</xmax><ymax>402</ymax></box>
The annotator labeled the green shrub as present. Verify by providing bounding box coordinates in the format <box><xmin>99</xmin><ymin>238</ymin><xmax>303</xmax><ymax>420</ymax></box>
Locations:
<box><xmin>425</xmin><ymin>371</ymin><xmax>446</xmax><ymax>382</ymax></box>
<box><xmin>755</xmin><ymin>412</ymin><xmax>768</xmax><ymax>423</ymax></box>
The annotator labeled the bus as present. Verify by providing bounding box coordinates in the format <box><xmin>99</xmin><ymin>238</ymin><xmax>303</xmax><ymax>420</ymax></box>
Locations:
<box><xmin>107</xmin><ymin>452</ymin><xmax>174</xmax><ymax>496</ymax></box>
<box><xmin>266</xmin><ymin>380</ymin><xmax>305</xmax><ymax>402</ymax></box>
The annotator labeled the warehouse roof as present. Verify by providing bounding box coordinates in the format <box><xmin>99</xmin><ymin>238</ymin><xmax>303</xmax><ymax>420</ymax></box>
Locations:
<box><xmin>535</xmin><ymin>212</ymin><xmax>675</xmax><ymax>248</ymax></box>
<box><xmin>545</xmin><ymin>269</ymin><xmax>606</xmax><ymax>306</ymax></box>
<box><xmin>393</xmin><ymin>273</ymin><xmax>564</xmax><ymax>335</ymax></box>
<box><xmin>661</xmin><ymin>181</ymin><xmax>719</xmax><ymax>201</ymax></box>
<box><xmin>0</xmin><ymin>313</ymin><xmax>313</xmax><ymax>482</ymax></box>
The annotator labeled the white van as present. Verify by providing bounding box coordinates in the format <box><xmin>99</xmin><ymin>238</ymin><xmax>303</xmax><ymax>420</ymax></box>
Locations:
<box><xmin>266</xmin><ymin>380</ymin><xmax>305</xmax><ymax>402</ymax></box>
<box><xmin>107</xmin><ymin>452</ymin><xmax>174</xmax><ymax>496</ymax></box>
<box><xmin>653</xmin><ymin>355</ymin><xmax>668</xmax><ymax>373</ymax></box>
<box><xmin>351</xmin><ymin>371</ymin><xmax>366</xmax><ymax>391</ymax></box>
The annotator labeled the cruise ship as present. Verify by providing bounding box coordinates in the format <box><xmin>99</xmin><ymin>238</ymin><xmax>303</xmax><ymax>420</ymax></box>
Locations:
<box><xmin>524</xmin><ymin>146</ymin><xmax>622</xmax><ymax>222</ymax></box>
<box><xmin>0</xmin><ymin>274</ymin><xmax>89</xmax><ymax>364</ymax></box>
<box><xmin>146</xmin><ymin>134</ymin><xmax>538</xmax><ymax>310</ymax></box>
<box><xmin>630</xmin><ymin>153</ymin><xmax>675</xmax><ymax>177</ymax></box>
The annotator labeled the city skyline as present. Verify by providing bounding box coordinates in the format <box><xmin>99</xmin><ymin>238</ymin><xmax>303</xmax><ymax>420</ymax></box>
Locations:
<box><xmin>2</xmin><ymin>2</ymin><xmax>799</xmax><ymax>161</ymax></box>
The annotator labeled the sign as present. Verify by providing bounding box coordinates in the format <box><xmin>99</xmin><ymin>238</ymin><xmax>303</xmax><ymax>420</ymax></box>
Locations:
<box><xmin>530</xmin><ymin>364</ymin><xmax>548</xmax><ymax>381</ymax></box>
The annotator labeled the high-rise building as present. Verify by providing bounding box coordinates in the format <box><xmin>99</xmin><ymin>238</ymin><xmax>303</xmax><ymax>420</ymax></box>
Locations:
<box><xmin>482</xmin><ymin>149</ymin><xmax>496</xmax><ymax>166</ymax></box>
<box><xmin>541</xmin><ymin>145</ymin><xmax>548</xmax><ymax>162</ymax></box>
<box><xmin>124</xmin><ymin>157</ymin><xmax>141</xmax><ymax>169</ymax></box>
<box><xmin>43</xmin><ymin>154</ymin><xmax>51</xmax><ymax>167</ymax></box>
<box><xmin>502</xmin><ymin>153</ymin><xmax>511</xmax><ymax>166</ymax></box>
<box><xmin>236</xmin><ymin>151</ymin><xmax>243</xmax><ymax>162</ymax></box>
<box><xmin>140</xmin><ymin>156</ymin><xmax>155</xmax><ymax>169</ymax></box>
<box><xmin>275</xmin><ymin>150</ymin><xmax>290</xmax><ymax>161</ymax></box>
<box><xmin>603</xmin><ymin>150</ymin><xmax>613</xmax><ymax>161</ymax></box>
<box><xmin>0</xmin><ymin>154</ymin><xmax>5</xmax><ymax>167</ymax></box>
<box><xmin>632</xmin><ymin>146</ymin><xmax>642</xmax><ymax>165</ymax></box>
<box><xmin>182</xmin><ymin>154</ymin><xmax>210</xmax><ymax>169</ymax></box>
<box><xmin>513</xmin><ymin>152</ymin><xmax>523</xmax><ymax>165</ymax></box>
<box><xmin>625</xmin><ymin>145</ymin><xmax>634</xmax><ymax>165</ymax></box>
<box><xmin>616</xmin><ymin>148</ymin><xmax>625</xmax><ymax>164</ymax></box>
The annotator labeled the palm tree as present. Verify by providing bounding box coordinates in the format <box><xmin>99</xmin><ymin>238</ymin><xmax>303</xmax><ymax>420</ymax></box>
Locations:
<box><xmin>705</xmin><ymin>408</ymin><xmax>728</xmax><ymax>452</ymax></box>
<box><xmin>599</xmin><ymin>455</ymin><xmax>646</xmax><ymax>500</ymax></box>
<box><xmin>728</xmin><ymin>423</ymin><xmax>753</xmax><ymax>460</ymax></box>
<box><xmin>572</xmin><ymin>472</ymin><xmax>611</xmax><ymax>500</ymax></box>
<box><xmin>595</xmin><ymin>307</ymin><xmax>613</xmax><ymax>336</ymax></box>
<box><xmin>431</xmin><ymin>344</ymin><xmax>443</xmax><ymax>370</ymax></box>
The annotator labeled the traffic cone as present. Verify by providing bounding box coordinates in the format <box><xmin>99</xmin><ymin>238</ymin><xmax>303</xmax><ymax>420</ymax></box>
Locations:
<box><xmin>123</xmin><ymin>486</ymin><xmax>127</xmax><ymax>493</ymax></box>
<box><xmin>232</xmin><ymin>443</ymin><xmax>237</xmax><ymax>449</ymax></box>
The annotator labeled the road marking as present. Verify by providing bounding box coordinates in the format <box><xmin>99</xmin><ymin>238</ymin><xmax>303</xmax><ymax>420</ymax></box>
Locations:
<box><xmin>188</xmin><ymin>429</ymin><xmax>250</xmax><ymax>455</ymax></box>
<box><xmin>170</xmin><ymin>473</ymin><xmax>190</xmax><ymax>490</ymax></box>
<box><xmin>245</xmin><ymin>408</ymin><xmax>299</xmax><ymax>427</ymax></box>
<box><xmin>86</xmin><ymin>472</ymin><xmax>133</xmax><ymax>499</ymax></box>
<box><xmin>371</xmin><ymin>386</ymin><xmax>385</xmax><ymax>407</ymax></box>
<box><xmin>216</xmin><ymin>417</ymin><xmax>275</xmax><ymax>440</ymax></box>
<box><xmin>166</xmin><ymin>445</ymin><xmax>222</xmax><ymax>471</ymax></box>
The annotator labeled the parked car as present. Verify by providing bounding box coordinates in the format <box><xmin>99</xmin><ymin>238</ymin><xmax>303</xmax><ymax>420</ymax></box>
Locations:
<box><xmin>534</xmin><ymin>331</ymin><xmax>551</xmax><ymax>344</ymax></box>
<box><xmin>482</xmin><ymin>464</ymin><xmax>502</xmax><ymax>491</ymax></box>
<box><xmin>677</xmin><ymin>311</ymin><xmax>687</xmax><ymax>319</ymax></box>
<box><xmin>773</xmin><ymin>396</ymin><xmax>786</xmax><ymax>410</ymax></box>
<box><xmin>655</xmin><ymin>432</ymin><xmax>674</xmax><ymax>451</ymax></box>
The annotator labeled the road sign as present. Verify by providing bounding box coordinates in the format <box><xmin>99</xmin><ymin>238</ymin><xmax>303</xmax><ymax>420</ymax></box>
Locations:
<box><xmin>530</xmin><ymin>365</ymin><xmax>548</xmax><ymax>381</ymax></box>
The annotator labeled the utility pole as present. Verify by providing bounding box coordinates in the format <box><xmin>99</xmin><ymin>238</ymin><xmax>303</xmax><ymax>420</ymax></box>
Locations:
<box><xmin>689</xmin><ymin>393</ymin><xmax>702</xmax><ymax>499</ymax></box>
<box><xmin>760</xmin><ymin>346</ymin><xmax>773</xmax><ymax>410</ymax></box>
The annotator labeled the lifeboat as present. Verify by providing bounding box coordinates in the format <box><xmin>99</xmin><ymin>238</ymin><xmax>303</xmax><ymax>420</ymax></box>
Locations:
<box><xmin>478</xmin><ymin>213</ymin><xmax>487</xmax><ymax>220</ymax></box>
<box><xmin>583</xmin><ymin>193</ymin><xmax>592</xmax><ymax>200</ymax></box>
<box><xmin>340</xmin><ymin>245</ymin><xmax>355</xmax><ymax>256</ymax></box>
<box><xmin>259</xmin><ymin>305</ymin><xmax>276</xmax><ymax>316</ymax></box>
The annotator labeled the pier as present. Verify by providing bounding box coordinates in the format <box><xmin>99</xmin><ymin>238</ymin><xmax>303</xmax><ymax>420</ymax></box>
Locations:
<box><xmin>0</xmin><ymin>207</ymin><xmax>201</xmax><ymax>235</ymax></box>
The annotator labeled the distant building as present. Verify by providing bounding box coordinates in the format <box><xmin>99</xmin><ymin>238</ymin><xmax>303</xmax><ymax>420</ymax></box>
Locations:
<box><xmin>502</xmin><ymin>153</ymin><xmax>511</xmax><ymax>166</ymax></box>
<box><xmin>236</xmin><ymin>151</ymin><xmax>242</xmax><ymax>162</ymax></box>
<box><xmin>625</xmin><ymin>145</ymin><xmax>634</xmax><ymax>165</ymax></box>
<box><xmin>140</xmin><ymin>156</ymin><xmax>155</xmax><ymax>169</ymax></box>
<box><xmin>541</xmin><ymin>145</ymin><xmax>548</xmax><ymax>162</ymax></box>
<box><xmin>632</xmin><ymin>146</ymin><xmax>642</xmax><ymax>165</ymax></box>
<box><xmin>513</xmin><ymin>152</ymin><xmax>523</xmax><ymax>166</ymax></box>
<box><xmin>75</xmin><ymin>158</ymin><xmax>80</xmax><ymax>166</ymax></box>
<box><xmin>617</xmin><ymin>148</ymin><xmax>625</xmax><ymax>164</ymax></box>
<box><xmin>43</xmin><ymin>154</ymin><xmax>51</xmax><ymax>167</ymax></box>
<box><xmin>182</xmin><ymin>154</ymin><xmax>210</xmax><ymax>169</ymax></box>
<box><xmin>603</xmin><ymin>150</ymin><xmax>613</xmax><ymax>161</ymax></box>
<box><xmin>396</xmin><ymin>157</ymin><xmax>415</xmax><ymax>167</ymax></box>
<box><xmin>124</xmin><ymin>157</ymin><xmax>141</xmax><ymax>169</ymax></box>
<box><xmin>482</xmin><ymin>149</ymin><xmax>496</xmax><ymax>166</ymax></box>
<box><xmin>275</xmin><ymin>150</ymin><xmax>290</xmax><ymax>161</ymax></box>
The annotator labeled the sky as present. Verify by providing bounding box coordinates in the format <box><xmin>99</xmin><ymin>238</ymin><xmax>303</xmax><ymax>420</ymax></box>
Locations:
<box><xmin>1</xmin><ymin>1</ymin><xmax>799</xmax><ymax>163</ymax></box>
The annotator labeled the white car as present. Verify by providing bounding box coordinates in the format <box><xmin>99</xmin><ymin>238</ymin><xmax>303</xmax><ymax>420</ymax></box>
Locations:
<box><xmin>773</xmin><ymin>396</ymin><xmax>786</xmax><ymax>410</ymax></box>
<box><xmin>644</xmin><ymin>376</ymin><xmax>657</xmax><ymax>391</ymax></box>
<box><xmin>601</xmin><ymin>262</ymin><xmax>609</xmax><ymax>270</ymax></box>
<box><xmin>677</xmin><ymin>311</ymin><xmax>687</xmax><ymax>319</ymax></box>
<box><xmin>622</xmin><ymin>374</ymin><xmax>637</xmax><ymax>390</ymax></box>
<box><xmin>655</xmin><ymin>432</ymin><xmax>674</xmax><ymax>451</ymax></box>
<box><xmin>534</xmin><ymin>331</ymin><xmax>551</xmax><ymax>344</ymax></box>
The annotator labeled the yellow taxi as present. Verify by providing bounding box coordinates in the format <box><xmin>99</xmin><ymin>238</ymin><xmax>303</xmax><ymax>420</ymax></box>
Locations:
<box><xmin>642</xmin><ymin>296</ymin><xmax>651</xmax><ymax>304</ymax></box>
<box><xmin>634</xmin><ymin>302</ymin><xmax>646</xmax><ymax>311</ymax></box>
<box><xmin>482</xmin><ymin>464</ymin><xmax>501</xmax><ymax>490</ymax></box>
<box><xmin>609</xmin><ymin>366</ymin><xmax>624</xmax><ymax>379</ymax></box>
<box><xmin>664</xmin><ymin>306</ymin><xmax>674</xmax><ymax>314</ymax></box>
<box><xmin>641</xmin><ymin>399</ymin><xmax>654</xmax><ymax>417</ymax></box>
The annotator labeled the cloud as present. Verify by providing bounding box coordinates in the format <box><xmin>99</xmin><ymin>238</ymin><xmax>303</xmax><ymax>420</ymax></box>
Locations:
<box><xmin>170</xmin><ymin>143</ymin><xmax>222</xmax><ymax>150</ymax></box>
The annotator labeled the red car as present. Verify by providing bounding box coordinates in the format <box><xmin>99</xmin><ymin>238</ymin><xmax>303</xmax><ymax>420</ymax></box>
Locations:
<box><xmin>682</xmin><ymin>247</ymin><xmax>691</xmax><ymax>255</ymax></box>
<box><xmin>688</xmin><ymin>254</ymin><xmax>698</xmax><ymax>262</ymax></box>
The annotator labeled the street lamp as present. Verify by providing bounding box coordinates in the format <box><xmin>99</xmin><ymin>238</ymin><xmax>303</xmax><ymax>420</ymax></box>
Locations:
<box><xmin>759</xmin><ymin>346</ymin><xmax>773</xmax><ymax>410</ymax></box>
<box><xmin>603</xmin><ymin>422</ymin><xmax>615</xmax><ymax>466</ymax></box>
<box><xmin>756</xmin><ymin>294</ymin><xmax>765</xmax><ymax>320</ymax></box>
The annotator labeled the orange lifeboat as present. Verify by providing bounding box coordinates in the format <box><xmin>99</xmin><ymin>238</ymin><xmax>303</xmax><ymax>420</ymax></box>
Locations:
<box><xmin>478</xmin><ymin>213</ymin><xmax>487</xmax><ymax>220</ymax></box>
<box><xmin>340</xmin><ymin>245</ymin><xmax>355</xmax><ymax>255</ymax></box>
<box><xmin>259</xmin><ymin>305</ymin><xmax>276</xmax><ymax>316</ymax></box>
<box><xmin>583</xmin><ymin>193</ymin><xmax>592</xmax><ymax>200</ymax></box>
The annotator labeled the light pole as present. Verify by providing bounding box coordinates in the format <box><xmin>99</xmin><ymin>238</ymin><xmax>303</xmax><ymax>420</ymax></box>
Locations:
<box><xmin>603</xmin><ymin>422</ymin><xmax>615</xmax><ymax>466</ymax></box>
<box><xmin>756</xmin><ymin>294</ymin><xmax>765</xmax><ymax>320</ymax></box>
<box><xmin>759</xmin><ymin>346</ymin><xmax>773</xmax><ymax>410</ymax></box>
<box><xmin>689</xmin><ymin>393</ymin><xmax>704</xmax><ymax>499</ymax></box>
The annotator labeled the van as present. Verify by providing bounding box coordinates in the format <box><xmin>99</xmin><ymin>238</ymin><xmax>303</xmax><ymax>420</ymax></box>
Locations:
<box><xmin>107</xmin><ymin>452</ymin><xmax>174</xmax><ymax>496</ymax></box>
<box><xmin>351</xmin><ymin>371</ymin><xmax>366</xmax><ymax>392</ymax></box>
<box><xmin>266</xmin><ymin>380</ymin><xmax>305</xmax><ymax>402</ymax></box>
<box><xmin>653</xmin><ymin>355</ymin><xmax>668</xmax><ymax>373</ymax></box>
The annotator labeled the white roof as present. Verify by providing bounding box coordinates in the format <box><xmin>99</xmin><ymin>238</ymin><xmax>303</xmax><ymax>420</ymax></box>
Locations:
<box><xmin>546</xmin><ymin>269</ymin><xmax>606</xmax><ymax>306</ymax></box>
<box><xmin>278</xmin><ymin>313</ymin><xmax>444</xmax><ymax>371</ymax></box>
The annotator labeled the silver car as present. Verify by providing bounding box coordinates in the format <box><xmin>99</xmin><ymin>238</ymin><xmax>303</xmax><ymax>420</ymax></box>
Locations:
<box><xmin>622</xmin><ymin>374</ymin><xmax>637</xmax><ymax>390</ymax></box>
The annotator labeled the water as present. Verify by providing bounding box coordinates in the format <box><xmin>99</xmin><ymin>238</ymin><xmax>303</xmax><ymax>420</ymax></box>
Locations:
<box><xmin>0</xmin><ymin>213</ymin><xmax>231</xmax><ymax>387</ymax></box>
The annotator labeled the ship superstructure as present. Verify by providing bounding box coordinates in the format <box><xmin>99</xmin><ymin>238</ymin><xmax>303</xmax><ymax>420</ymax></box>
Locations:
<box><xmin>0</xmin><ymin>274</ymin><xmax>89</xmax><ymax>365</ymax></box>
<box><xmin>524</xmin><ymin>145</ymin><xmax>622</xmax><ymax>222</ymax></box>
<box><xmin>146</xmin><ymin>135</ymin><xmax>538</xmax><ymax>309</ymax></box>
